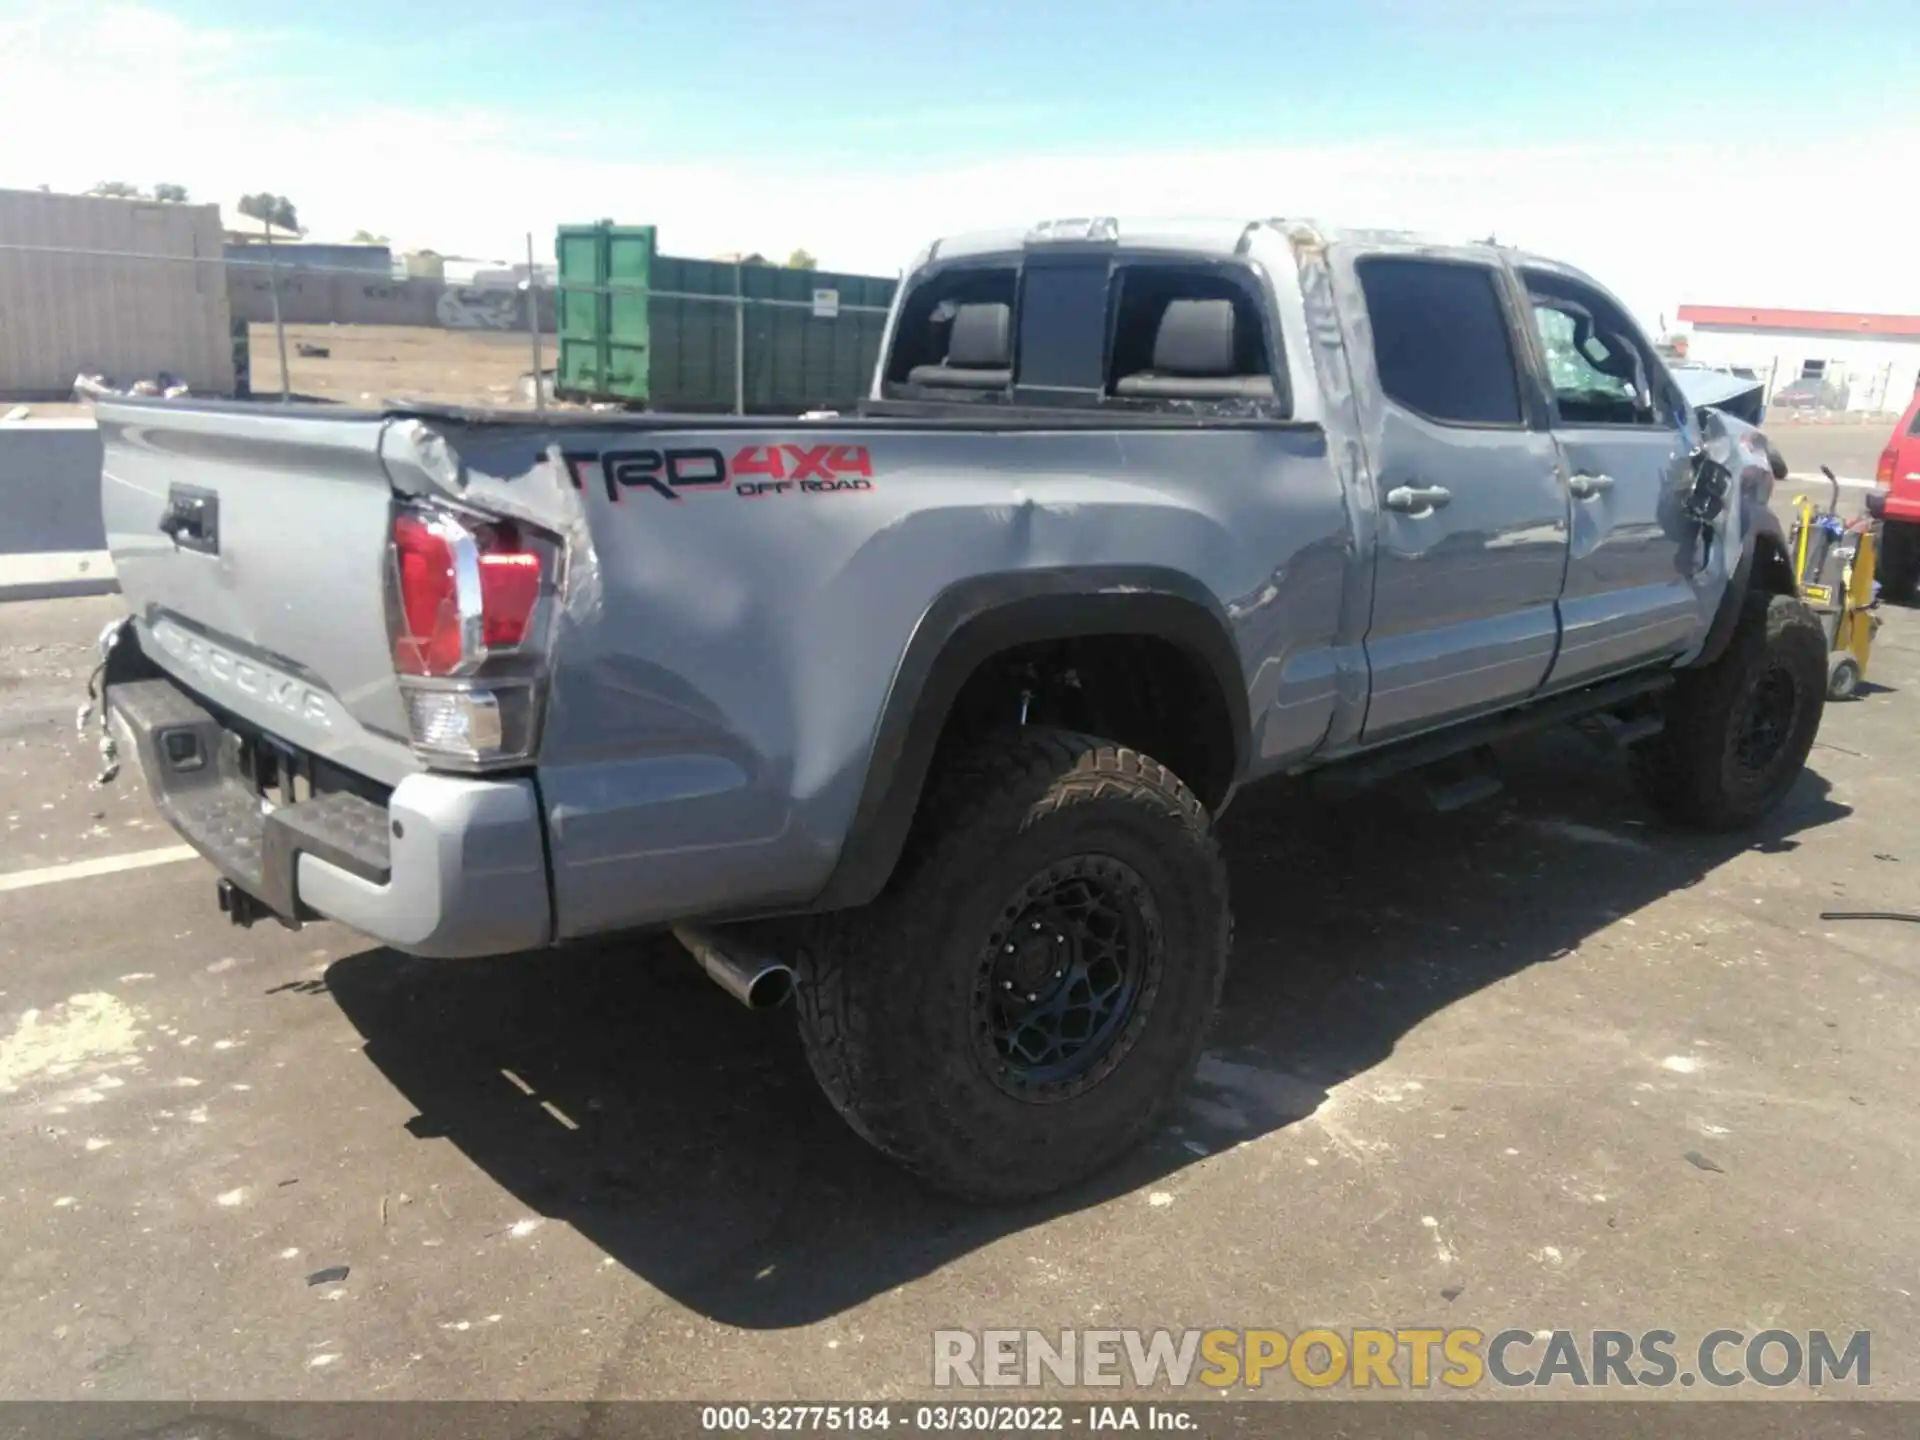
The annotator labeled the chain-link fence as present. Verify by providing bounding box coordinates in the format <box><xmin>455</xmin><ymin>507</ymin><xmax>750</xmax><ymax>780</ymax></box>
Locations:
<box><xmin>0</xmin><ymin>228</ymin><xmax>896</xmax><ymax>418</ymax></box>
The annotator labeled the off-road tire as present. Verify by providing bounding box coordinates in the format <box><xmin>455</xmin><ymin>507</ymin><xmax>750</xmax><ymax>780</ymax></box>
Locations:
<box><xmin>793</xmin><ymin>728</ymin><xmax>1231</xmax><ymax>1202</ymax></box>
<box><xmin>1633</xmin><ymin>590</ymin><xmax>1827</xmax><ymax>830</ymax></box>
<box><xmin>1878</xmin><ymin>521</ymin><xmax>1920</xmax><ymax>602</ymax></box>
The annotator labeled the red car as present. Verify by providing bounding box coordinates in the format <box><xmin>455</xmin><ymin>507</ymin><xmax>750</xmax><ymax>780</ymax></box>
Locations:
<box><xmin>1872</xmin><ymin>390</ymin><xmax>1920</xmax><ymax>597</ymax></box>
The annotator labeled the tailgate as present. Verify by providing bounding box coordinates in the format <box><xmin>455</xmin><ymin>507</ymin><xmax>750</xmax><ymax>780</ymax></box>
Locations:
<box><xmin>99</xmin><ymin>400</ymin><xmax>418</xmax><ymax>785</ymax></box>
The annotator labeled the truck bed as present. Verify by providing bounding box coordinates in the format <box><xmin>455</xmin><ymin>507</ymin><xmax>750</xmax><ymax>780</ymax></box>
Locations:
<box><xmin>97</xmin><ymin>394</ymin><xmax>1354</xmax><ymax>943</ymax></box>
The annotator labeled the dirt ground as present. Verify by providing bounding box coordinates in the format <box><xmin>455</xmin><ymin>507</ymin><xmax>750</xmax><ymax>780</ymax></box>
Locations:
<box><xmin>245</xmin><ymin>324</ymin><xmax>555</xmax><ymax>410</ymax></box>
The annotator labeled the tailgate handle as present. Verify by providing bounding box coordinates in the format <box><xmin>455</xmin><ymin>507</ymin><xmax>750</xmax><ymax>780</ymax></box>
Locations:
<box><xmin>159</xmin><ymin>485</ymin><xmax>220</xmax><ymax>555</ymax></box>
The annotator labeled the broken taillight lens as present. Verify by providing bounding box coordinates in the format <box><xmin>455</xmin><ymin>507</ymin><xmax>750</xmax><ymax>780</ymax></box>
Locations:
<box><xmin>387</xmin><ymin>503</ymin><xmax>558</xmax><ymax>767</ymax></box>
<box><xmin>391</xmin><ymin>512</ymin><xmax>463</xmax><ymax>677</ymax></box>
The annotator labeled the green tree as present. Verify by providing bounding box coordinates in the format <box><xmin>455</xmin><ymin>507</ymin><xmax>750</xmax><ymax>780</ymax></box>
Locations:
<box><xmin>350</xmin><ymin>229</ymin><xmax>391</xmax><ymax>245</ymax></box>
<box><xmin>153</xmin><ymin>182</ymin><xmax>190</xmax><ymax>203</ymax></box>
<box><xmin>239</xmin><ymin>192</ymin><xmax>301</xmax><ymax>234</ymax></box>
<box><xmin>785</xmin><ymin>247</ymin><xmax>818</xmax><ymax>270</ymax></box>
<box><xmin>88</xmin><ymin>181</ymin><xmax>144</xmax><ymax>199</ymax></box>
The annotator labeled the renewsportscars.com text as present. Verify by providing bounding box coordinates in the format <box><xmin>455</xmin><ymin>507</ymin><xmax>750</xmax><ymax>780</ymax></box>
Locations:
<box><xmin>932</xmin><ymin>1327</ymin><xmax>1871</xmax><ymax>1391</ymax></box>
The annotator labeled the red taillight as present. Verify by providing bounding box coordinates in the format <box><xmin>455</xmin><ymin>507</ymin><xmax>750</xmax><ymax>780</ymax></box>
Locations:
<box><xmin>387</xmin><ymin>502</ymin><xmax>558</xmax><ymax>767</ymax></box>
<box><xmin>1879</xmin><ymin>446</ymin><xmax>1899</xmax><ymax>488</ymax></box>
<box><xmin>478</xmin><ymin>535</ymin><xmax>541</xmax><ymax>649</ymax></box>
<box><xmin>392</xmin><ymin>512</ymin><xmax>462</xmax><ymax>676</ymax></box>
<box><xmin>390</xmin><ymin>508</ymin><xmax>546</xmax><ymax>677</ymax></box>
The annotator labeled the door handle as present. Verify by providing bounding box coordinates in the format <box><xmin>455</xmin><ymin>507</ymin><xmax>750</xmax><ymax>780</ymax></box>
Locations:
<box><xmin>157</xmin><ymin>484</ymin><xmax>220</xmax><ymax>555</ymax></box>
<box><xmin>1384</xmin><ymin>484</ymin><xmax>1452</xmax><ymax>515</ymax></box>
<box><xmin>1568</xmin><ymin>472</ymin><xmax>1615</xmax><ymax>499</ymax></box>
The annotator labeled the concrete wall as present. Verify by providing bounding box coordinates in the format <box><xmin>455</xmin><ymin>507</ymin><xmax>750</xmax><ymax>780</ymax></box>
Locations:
<box><xmin>0</xmin><ymin>421</ymin><xmax>113</xmax><ymax>600</ymax></box>
<box><xmin>226</xmin><ymin>269</ymin><xmax>558</xmax><ymax>332</ymax></box>
<box><xmin>0</xmin><ymin>189</ymin><xmax>235</xmax><ymax>399</ymax></box>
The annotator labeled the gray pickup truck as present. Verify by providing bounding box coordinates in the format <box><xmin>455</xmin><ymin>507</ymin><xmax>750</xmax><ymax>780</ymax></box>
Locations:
<box><xmin>91</xmin><ymin>216</ymin><xmax>1824</xmax><ymax>1201</ymax></box>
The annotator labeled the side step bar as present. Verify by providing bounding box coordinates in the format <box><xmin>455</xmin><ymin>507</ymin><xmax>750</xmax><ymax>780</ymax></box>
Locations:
<box><xmin>1312</xmin><ymin>671</ymin><xmax>1674</xmax><ymax>803</ymax></box>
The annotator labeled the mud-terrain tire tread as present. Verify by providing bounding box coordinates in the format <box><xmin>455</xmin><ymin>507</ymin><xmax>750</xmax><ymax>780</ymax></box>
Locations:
<box><xmin>1632</xmin><ymin>590</ymin><xmax>1826</xmax><ymax>830</ymax></box>
<box><xmin>792</xmin><ymin>727</ymin><xmax>1231</xmax><ymax>1202</ymax></box>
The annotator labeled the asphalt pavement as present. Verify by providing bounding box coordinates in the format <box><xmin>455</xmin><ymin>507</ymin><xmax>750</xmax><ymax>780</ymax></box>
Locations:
<box><xmin>2</xmin><ymin>589</ymin><xmax>1918</xmax><ymax>1403</ymax></box>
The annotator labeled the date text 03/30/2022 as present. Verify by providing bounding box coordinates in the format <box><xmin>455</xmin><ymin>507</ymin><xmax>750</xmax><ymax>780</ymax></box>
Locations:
<box><xmin>701</xmin><ymin>1405</ymin><xmax>1194</xmax><ymax>1432</ymax></box>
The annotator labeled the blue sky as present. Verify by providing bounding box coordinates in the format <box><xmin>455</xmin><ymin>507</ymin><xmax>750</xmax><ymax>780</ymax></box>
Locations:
<box><xmin>3</xmin><ymin>1</ymin><xmax>1916</xmax><ymax>320</ymax></box>
<box><xmin>141</xmin><ymin>0</ymin><xmax>1913</xmax><ymax>166</ymax></box>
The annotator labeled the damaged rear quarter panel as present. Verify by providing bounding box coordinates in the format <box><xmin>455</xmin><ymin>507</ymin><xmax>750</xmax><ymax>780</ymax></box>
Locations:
<box><xmin>421</xmin><ymin>415</ymin><xmax>1353</xmax><ymax>940</ymax></box>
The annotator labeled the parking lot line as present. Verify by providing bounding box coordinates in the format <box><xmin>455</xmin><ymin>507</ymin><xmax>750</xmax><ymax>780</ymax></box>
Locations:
<box><xmin>1785</xmin><ymin>471</ymin><xmax>1874</xmax><ymax>490</ymax></box>
<box><xmin>0</xmin><ymin>844</ymin><xmax>198</xmax><ymax>894</ymax></box>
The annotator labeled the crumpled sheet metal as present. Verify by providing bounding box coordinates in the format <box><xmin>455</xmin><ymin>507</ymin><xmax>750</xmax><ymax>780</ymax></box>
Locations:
<box><xmin>376</xmin><ymin>416</ymin><xmax>604</xmax><ymax>630</ymax></box>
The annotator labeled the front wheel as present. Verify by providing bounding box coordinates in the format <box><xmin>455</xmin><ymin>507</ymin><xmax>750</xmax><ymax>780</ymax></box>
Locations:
<box><xmin>793</xmin><ymin>729</ymin><xmax>1231</xmax><ymax>1202</ymax></box>
<box><xmin>1632</xmin><ymin>591</ymin><xmax>1827</xmax><ymax>830</ymax></box>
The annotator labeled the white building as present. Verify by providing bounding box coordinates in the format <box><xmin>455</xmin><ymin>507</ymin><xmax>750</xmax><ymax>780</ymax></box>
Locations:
<box><xmin>1677</xmin><ymin>305</ymin><xmax>1920</xmax><ymax>416</ymax></box>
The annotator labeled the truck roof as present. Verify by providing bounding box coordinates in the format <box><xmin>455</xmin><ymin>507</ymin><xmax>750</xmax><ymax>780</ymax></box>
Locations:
<box><xmin>918</xmin><ymin>215</ymin><xmax>1588</xmax><ymax>285</ymax></box>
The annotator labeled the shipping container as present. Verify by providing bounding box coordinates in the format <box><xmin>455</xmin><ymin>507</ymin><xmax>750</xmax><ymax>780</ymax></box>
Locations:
<box><xmin>0</xmin><ymin>188</ymin><xmax>236</xmax><ymax>399</ymax></box>
<box><xmin>555</xmin><ymin>222</ymin><xmax>897</xmax><ymax>413</ymax></box>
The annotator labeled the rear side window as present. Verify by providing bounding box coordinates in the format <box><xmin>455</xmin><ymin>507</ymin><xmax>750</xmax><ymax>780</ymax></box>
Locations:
<box><xmin>1357</xmin><ymin>257</ymin><xmax>1523</xmax><ymax>426</ymax></box>
<box><xmin>885</xmin><ymin>264</ymin><xmax>1018</xmax><ymax>390</ymax></box>
<box><xmin>1107</xmin><ymin>264</ymin><xmax>1282</xmax><ymax>411</ymax></box>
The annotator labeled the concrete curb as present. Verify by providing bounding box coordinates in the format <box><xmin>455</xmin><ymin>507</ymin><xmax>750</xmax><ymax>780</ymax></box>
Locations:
<box><xmin>1</xmin><ymin>418</ymin><xmax>113</xmax><ymax>602</ymax></box>
<box><xmin>0</xmin><ymin>551</ymin><xmax>118</xmax><ymax>602</ymax></box>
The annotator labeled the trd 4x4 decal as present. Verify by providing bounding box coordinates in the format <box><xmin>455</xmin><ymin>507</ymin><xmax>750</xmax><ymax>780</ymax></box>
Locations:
<box><xmin>564</xmin><ymin>444</ymin><xmax>875</xmax><ymax>502</ymax></box>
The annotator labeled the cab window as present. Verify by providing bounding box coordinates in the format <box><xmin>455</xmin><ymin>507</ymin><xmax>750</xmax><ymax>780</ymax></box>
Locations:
<box><xmin>1523</xmin><ymin>270</ymin><xmax>1673</xmax><ymax>428</ymax></box>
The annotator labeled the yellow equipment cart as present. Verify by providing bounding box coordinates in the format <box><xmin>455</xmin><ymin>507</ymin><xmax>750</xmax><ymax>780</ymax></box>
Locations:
<box><xmin>1791</xmin><ymin>465</ymin><xmax>1882</xmax><ymax>700</ymax></box>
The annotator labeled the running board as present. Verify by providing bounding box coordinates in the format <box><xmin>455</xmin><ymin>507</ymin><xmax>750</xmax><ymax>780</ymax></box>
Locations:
<box><xmin>1577</xmin><ymin>710</ymin><xmax>1666</xmax><ymax>751</ymax></box>
<box><xmin>1425</xmin><ymin>763</ymin><xmax>1506</xmax><ymax>813</ymax></box>
<box><xmin>1311</xmin><ymin>671</ymin><xmax>1675</xmax><ymax>802</ymax></box>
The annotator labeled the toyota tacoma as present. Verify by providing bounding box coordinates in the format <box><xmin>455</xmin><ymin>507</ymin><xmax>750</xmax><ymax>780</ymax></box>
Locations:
<box><xmin>88</xmin><ymin>216</ymin><xmax>1825</xmax><ymax>1200</ymax></box>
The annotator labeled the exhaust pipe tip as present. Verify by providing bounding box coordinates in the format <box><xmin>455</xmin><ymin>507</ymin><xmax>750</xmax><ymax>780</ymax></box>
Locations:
<box><xmin>738</xmin><ymin>964</ymin><xmax>795</xmax><ymax>1011</ymax></box>
<box><xmin>673</xmin><ymin>924</ymin><xmax>796</xmax><ymax>1010</ymax></box>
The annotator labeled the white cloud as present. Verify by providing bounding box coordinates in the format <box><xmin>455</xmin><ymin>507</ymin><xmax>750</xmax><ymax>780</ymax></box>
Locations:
<box><xmin>3</xmin><ymin>4</ymin><xmax>1915</xmax><ymax>326</ymax></box>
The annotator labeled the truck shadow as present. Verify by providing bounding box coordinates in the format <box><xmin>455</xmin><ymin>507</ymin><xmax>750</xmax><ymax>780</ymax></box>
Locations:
<box><xmin>322</xmin><ymin>731</ymin><xmax>1848</xmax><ymax>1330</ymax></box>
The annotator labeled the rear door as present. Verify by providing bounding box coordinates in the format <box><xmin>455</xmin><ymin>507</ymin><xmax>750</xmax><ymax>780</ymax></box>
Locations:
<box><xmin>1346</xmin><ymin>252</ymin><xmax>1569</xmax><ymax>742</ymax></box>
<box><xmin>1517</xmin><ymin>268</ymin><xmax>1701</xmax><ymax>690</ymax></box>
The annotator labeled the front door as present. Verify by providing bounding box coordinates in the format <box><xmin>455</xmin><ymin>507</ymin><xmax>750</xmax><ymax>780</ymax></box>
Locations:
<box><xmin>1520</xmin><ymin>269</ymin><xmax>1701</xmax><ymax>690</ymax></box>
<box><xmin>1347</xmin><ymin>251</ymin><xmax>1570</xmax><ymax>743</ymax></box>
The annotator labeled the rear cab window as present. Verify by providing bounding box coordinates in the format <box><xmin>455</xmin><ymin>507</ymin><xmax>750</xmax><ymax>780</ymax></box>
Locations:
<box><xmin>879</xmin><ymin>250</ymin><xmax>1289</xmax><ymax>417</ymax></box>
<box><xmin>883</xmin><ymin>264</ymin><xmax>1018</xmax><ymax>400</ymax></box>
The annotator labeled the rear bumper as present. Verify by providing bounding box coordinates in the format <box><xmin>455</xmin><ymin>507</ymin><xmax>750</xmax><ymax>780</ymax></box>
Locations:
<box><xmin>1873</xmin><ymin>488</ymin><xmax>1920</xmax><ymax>523</ymax></box>
<box><xmin>107</xmin><ymin>675</ymin><xmax>552</xmax><ymax>958</ymax></box>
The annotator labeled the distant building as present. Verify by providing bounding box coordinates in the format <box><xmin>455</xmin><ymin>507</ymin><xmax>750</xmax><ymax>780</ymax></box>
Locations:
<box><xmin>468</xmin><ymin>262</ymin><xmax>558</xmax><ymax>289</ymax></box>
<box><xmin>1677</xmin><ymin>305</ymin><xmax>1920</xmax><ymax>415</ymax></box>
<box><xmin>222</xmin><ymin>241</ymin><xmax>393</xmax><ymax>277</ymax></box>
<box><xmin>217</xmin><ymin>206</ymin><xmax>300</xmax><ymax>244</ymax></box>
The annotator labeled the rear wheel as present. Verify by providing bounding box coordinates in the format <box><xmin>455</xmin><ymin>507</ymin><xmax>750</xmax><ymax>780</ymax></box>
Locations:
<box><xmin>1877</xmin><ymin>520</ymin><xmax>1920</xmax><ymax>601</ymax></box>
<box><xmin>793</xmin><ymin>728</ymin><xmax>1230</xmax><ymax>1201</ymax></box>
<box><xmin>1633</xmin><ymin>590</ymin><xmax>1827</xmax><ymax>830</ymax></box>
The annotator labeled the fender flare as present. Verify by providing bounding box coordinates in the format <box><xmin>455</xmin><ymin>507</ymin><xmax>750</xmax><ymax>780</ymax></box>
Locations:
<box><xmin>1690</xmin><ymin>526</ymin><xmax>1794</xmax><ymax>671</ymax></box>
<box><xmin>808</xmin><ymin>566</ymin><xmax>1250</xmax><ymax>912</ymax></box>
